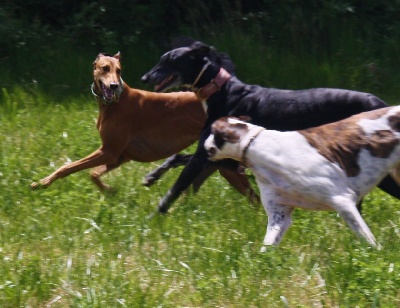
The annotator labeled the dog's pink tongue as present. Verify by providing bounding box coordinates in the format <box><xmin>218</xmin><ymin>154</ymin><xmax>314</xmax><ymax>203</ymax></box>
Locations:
<box><xmin>105</xmin><ymin>88</ymin><xmax>114</xmax><ymax>99</ymax></box>
<box><xmin>102</xmin><ymin>84</ymin><xmax>114</xmax><ymax>100</ymax></box>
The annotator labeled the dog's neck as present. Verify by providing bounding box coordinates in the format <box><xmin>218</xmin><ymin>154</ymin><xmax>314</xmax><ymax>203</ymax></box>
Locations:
<box><xmin>91</xmin><ymin>78</ymin><xmax>124</xmax><ymax>105</ymax></box>
<box><xmin>189</xmin><ymin>63</ymin><xmax>231</xmax><ymax>100</ymax></box>
<box><xmin>239</xmin><ymin>125</ymin><xmax>266</xmax><ymax>167</ymax></box>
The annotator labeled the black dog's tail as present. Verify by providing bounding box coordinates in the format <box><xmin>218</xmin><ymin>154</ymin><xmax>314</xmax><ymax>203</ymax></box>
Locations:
<box><xmin>170</xmin><ymin>36</ymin><xmax>236</xmax><ymax>75</ymax></box>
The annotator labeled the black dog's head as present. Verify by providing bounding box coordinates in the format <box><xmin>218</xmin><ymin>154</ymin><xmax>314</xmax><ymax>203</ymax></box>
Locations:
<box><xmin>141</xmin><ymin>41</ymin><xmax>235</xmax><ymax>92</ymax></box>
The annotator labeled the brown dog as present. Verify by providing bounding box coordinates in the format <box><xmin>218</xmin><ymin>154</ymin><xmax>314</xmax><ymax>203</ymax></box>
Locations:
<box><xmin>31</xmin><ymin>53</ymin><xmax>256</xmax><ymax>200</ymax></box>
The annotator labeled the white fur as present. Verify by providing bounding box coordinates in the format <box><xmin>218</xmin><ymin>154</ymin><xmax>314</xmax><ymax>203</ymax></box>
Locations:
<box><xmin>205</xmin><ymin>110</ymin><xmax>400</xmax><ymax>250</ymax></box>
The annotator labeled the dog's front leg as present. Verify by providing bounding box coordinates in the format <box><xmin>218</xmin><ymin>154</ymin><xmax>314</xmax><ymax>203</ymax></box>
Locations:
<box><xmin>31</xmin><ymin>148</ymin><xmax>118</xmax><ymax>189</ymax></box>
<box><xmin>261</xmin><ymin>202</ymin><xmax>294</xmax><ymax>249</ymax></box>
<box><xmin>158</xmin><ymin>147</ymin><xmax>209</xmax><ymax>213</ymax></box>
<box><xmin>90</xmin><ymin>155</ymin><xmax>130</xmax><ymax>191</ymax></box>
<box><xmin>157</xmin><ymin>127</ymin><xmax>213</xmax><ymax>213</ymax></box>
<box><xmin>257</xmin><ymin>183</ymin><xmax>293</xmax><ymax>250</ymax></box>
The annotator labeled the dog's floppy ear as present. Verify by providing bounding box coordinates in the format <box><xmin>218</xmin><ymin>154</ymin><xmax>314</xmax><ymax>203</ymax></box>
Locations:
<box><xmin>212</xmin><ymin>117</ymin><xmax>243</xmax><ymax>145</ymax></box>
<box><xmin>189</xmin><ymin>44</ymin><xmax>211</xmax><ymax>58</ymax></box>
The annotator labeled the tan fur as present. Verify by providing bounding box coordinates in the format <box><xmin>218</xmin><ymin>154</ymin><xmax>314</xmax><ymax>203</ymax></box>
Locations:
<box><xmin>31</xmin><ymin>53</ymin><xmax>256</xmax><ymax>199</ymax></box>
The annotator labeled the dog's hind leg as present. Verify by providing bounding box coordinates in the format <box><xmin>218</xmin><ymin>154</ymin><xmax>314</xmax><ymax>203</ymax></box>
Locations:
<box><xmin>333</xmin><ymin>196</ymin><xmax>379</xmax><ymax>248</ymax></box>
<box><xmin>143</xmin><ymin>154</ymin><xmax>192</xmax><ymax>186</ymax></box>
<box><xmin>90</xmin><ymin>156</ymin><xmax>130</xmax><ymax>191</ymax></box>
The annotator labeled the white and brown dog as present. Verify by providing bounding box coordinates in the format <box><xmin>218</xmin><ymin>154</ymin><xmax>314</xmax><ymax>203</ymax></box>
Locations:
<box><xmin>204</xmin><ymin>107</ymin><xmax>400</xmax><ymax>250</ymax></box>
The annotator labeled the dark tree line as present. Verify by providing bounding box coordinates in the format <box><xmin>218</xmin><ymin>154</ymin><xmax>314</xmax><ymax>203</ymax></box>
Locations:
<box><xmin>1</xmin><ymin>0</ymin><xmax>400</xmax><ymax>54</ymax></box>
<box><xmin>1</xmin><ymin>0</ymin><xmax>399</xmax><ymax>98</ymax></box>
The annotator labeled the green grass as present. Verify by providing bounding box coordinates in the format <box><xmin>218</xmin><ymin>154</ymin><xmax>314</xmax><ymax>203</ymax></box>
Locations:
<box><xmin>2</xmin><ymin>88</ymin><xmax>400</xmax><ymax>307</ymax></box>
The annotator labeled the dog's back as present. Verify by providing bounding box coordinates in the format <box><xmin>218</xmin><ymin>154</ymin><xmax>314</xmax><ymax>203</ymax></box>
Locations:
<box><xmin>297</xmin><ymin>106</ymin><xmax>400</xmax><ymax>196</ymax></box>
<box><xmin>251</xmin><ymin>106</ymin><xmax>400</xmax><ymax>202</ymax></box>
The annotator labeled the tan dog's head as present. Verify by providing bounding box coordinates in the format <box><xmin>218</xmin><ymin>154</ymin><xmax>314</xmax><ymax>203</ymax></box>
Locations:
<box><xmin>93</xmin><ymin>52</ymin><xmax>123</xmax><ymax>103</ymax></box>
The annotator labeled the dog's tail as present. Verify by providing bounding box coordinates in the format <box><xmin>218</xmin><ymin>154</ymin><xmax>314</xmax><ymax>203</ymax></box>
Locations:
<box><xmin>170</xmin><ymin>36</ymin><xmax>236</xmax><ymax>76</ymax></box>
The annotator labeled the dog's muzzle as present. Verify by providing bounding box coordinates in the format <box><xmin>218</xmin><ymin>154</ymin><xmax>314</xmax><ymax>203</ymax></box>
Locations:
<box><xmin>102</xmin><ymin>82</ymin><xmax>117</xmax><ymax>101</ymax></box>
<box><xmin>206</xmin><ymin>146</ymin><xmax>217</xmax><ymax>160</ymax></box>
<box><xmin>91</xmin><ymin>78</ymin><xmax>124</xmax><ymax>105</ymax></box>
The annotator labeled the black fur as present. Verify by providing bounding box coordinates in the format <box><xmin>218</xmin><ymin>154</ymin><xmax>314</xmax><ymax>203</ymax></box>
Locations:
<box><xmin>142</xmin><ymin>41</ymin><xmax>400</xmax><ymax>213</ymax></box>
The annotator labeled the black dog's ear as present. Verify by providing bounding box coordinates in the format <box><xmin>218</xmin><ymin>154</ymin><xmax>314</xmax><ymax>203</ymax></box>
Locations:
<box><xmin>189</xmin><ymin>44</ymin><xmax>211</xmax><ymax>58</ymax></box>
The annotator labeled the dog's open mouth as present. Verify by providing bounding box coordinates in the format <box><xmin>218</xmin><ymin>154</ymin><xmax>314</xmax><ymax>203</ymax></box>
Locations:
<box><xmin>101</xmin><ymin>82</ymin><xmax>115</xmax><ymax>101</ymax></box>
<box><xmin>154</xmin><ymin>75</ymin><xmax>178</xmax><ymax>92</ymax></box>
<box><xmin>206</xmin><ymin>147</ymin><xmax>217</xmax><ymax>160</ymax></box>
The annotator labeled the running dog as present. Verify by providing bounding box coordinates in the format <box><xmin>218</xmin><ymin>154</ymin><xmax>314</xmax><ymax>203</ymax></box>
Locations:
<box><xmin>30</xmin><ymin>52</ymin><xmax>256</xmax><ymax>200</ymax></box>
<box><xmin>205</xmin><ymin>108</ymin><xmax>400</xmax><ymax>249</ymax></box>
<box><xmin>141</xmin><ymin>41</ymin><xmax>400</xmax><ymax>213</ymax></box>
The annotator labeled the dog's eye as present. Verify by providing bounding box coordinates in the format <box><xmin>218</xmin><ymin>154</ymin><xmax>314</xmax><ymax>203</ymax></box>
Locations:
<box><xmin>116</xmin><ymin>68</ymin><xmax>121</xmax><ymax>75</ymax></box>
<box><xmin>102</xmin><ymin>66</ymin><xmax>110</xmax><ymax>72</ymax></box>
<box><xmin>163</xmin><ymin>54</ymin><xmax>175</xmax><ymax>64</ymax></box>
<box><xmin>214</xmin><ymin>133</ymin><xmax>225</xmax><ymax>149</ymax></box>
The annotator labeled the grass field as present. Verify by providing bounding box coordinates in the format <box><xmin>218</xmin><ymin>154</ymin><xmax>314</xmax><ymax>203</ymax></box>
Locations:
<box><xmin>1</xmin><ymin>87</ymin><xmax>400</xmax><ymax>307</ymax></box>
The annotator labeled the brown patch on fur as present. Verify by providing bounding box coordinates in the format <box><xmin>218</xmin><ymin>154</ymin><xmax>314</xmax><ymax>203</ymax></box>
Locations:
<box><xmin>388</xmin><ymin>112</ymin><xmax>400</xmax><ymax>132</ymax></box>
<box><xmin>300</xmin><ymin>123</ymin><xmax>364</xmax><ymax>176</ymax></box>
<box><xmin>366</xmin><ymin>130</ymin><xmax>399</xmax><ymax>157</ymax></box>
<box><xmin>299</xmin><ymin>108</ymin><xmax>397</xmax><ymax>177</ymax></box>
<box><xmin>212</xmin><ymin>117</ymin><xmax>249</xmax><ymax>148</ymax></box>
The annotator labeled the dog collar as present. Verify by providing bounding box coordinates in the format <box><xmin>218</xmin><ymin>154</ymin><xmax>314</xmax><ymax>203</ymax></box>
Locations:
<box><xmin>91</xmin><ymin>78</ymin><xmax>124</xmax><ymax>105</ymax></box>
<box><xmin>192</xmin><ymin>67</ymin><xmax>231</xmax><ymax>100</ymax></box>
<box><xmin>239</xmin><ymin>125</ymin><xmax>265</xmax><ymax>167</ymax></box>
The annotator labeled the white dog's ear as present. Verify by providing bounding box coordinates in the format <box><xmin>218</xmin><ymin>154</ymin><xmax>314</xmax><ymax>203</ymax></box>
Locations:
<box><xmin>238</xmin><ymin>115</ymin><xmax>252</xmax><ymax>122</ymax></box>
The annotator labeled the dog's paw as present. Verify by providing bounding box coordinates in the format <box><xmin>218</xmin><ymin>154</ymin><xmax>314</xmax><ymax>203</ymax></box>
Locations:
<box><xmin>30</xmin><ymin>182</ymin><xmax>42</xmax><ymax>190</ymax></box>
<box><xmin>158</xmin><ymin>200</ymin><xmax>170</xmax><ymax>214</ymax></box>
<box><xmin>260</xmin><ymin>245</ymin><xmax>267</xmax><ymax>253</ymax></box>
<box><xmin>158</xmin><ymin>192</ymin><xmax>173</xmax><ymax>213</ymax></box>
<box><xmin>142</xmin><ymin>176</ymin><xmax>157</xmax><ymax>187</ymax></box>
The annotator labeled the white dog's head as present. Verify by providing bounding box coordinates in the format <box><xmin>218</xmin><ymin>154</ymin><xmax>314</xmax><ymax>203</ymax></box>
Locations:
<box><xmin>205</xmin><ymin>117</ymin><xmax>252</xmax><ymax>161</ymax></box>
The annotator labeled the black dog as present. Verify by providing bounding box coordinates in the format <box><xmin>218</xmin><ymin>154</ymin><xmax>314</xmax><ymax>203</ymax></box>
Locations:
<box><xmin>141</xmin><ymin>41</ymin><xmax>400</xmax><ymax>213</ymax></box>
